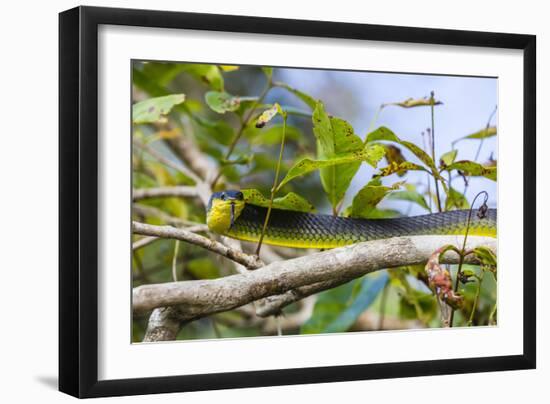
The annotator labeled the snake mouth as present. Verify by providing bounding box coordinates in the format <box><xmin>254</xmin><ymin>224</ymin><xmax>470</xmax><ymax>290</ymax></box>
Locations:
<box><xmin>230</xmin><ymin>202</ymin><xmax>235</xmax><ymax>228</ymax></box>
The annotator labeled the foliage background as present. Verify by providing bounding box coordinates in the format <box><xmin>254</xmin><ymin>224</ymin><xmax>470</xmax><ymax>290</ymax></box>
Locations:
<box><xmin>131</xmin><ymin>61</ymin><xmax>497</xmax><ymax>342</ymax></box>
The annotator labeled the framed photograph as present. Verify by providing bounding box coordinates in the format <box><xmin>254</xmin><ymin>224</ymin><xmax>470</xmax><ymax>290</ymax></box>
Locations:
<box><xmin>59</xmin><ymin>6</ymin><xmax>536</xmax><ymax>398</ymax></box>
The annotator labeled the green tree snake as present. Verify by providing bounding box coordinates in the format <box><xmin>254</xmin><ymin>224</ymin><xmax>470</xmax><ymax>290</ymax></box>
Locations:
<box><xmin>206</xmin><ymin>190</ymin><xmax>497</xmax><ymax>249</ymax></box>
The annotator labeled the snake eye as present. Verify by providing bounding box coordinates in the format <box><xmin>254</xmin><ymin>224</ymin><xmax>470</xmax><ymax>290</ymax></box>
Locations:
<box><xmin>236</xmin><ymin>191</ymin><xmax>244</xmax><ymax>200</ymax></box>
<box><xmin>220</xmin><ymin>193</ymin><xmax>226</xmax><ymax>201</ymax></box>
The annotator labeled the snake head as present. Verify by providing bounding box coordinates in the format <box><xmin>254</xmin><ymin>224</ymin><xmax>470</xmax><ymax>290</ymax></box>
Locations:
<box><xmin>206</xmin><ymin>190</ymin><xmax>245</xmax><ymax>234</ymax></box>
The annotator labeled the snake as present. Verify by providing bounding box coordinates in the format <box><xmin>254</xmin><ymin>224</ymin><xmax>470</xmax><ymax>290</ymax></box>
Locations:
<box><xmin>206</xmin><ymin>190</ymin><xmax>497</xmax><ymax>249</ymax></box>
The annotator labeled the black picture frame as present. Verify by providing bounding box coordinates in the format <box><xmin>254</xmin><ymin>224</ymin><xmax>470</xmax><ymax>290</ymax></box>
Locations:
<box><xmin>59</xmin><ymin>5</ymin><xmax>536</xmax><ymax>398</ymax></box>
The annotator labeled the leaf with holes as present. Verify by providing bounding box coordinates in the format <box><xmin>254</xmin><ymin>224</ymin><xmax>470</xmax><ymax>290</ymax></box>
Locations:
<box><xmin>242</xmin><ymin>189</ymin><xmax>316</xmax><ymax>213</ymax></box>
<box><xmin>255</xmin><ymin>103</ymin><xmax>283</xmax><ymax>128</ymax></box>
<box><xmin>375</xmin><ymin>161</ymin><xmax>429</xmax><ymax>178</ymax></box>
<box><xmin>367</xmin><ymin>126</ymin><xmax>440</xmax><ymax>177</ymax></box>
<box><xmin>277</xmin><ymin>144</ymin><xmax>385</xmax><ymax>190</ymax></box>
<box><xmin>454</xmin><ymin>126</ymin><xmax>497</xmax><ymax>143</ymax></box>
<box><xmin>384</xmin><ymin>145</ymin><xmax>407</xmax><ymax>176</ymax></box>
<box><xmin>314</xmin><ymin>102</ymin><xmax>382</xmax><ymax>209</ymax></box>
<box><xmin>383</xmin><ymin>96</ymin><xmax>443</xmax><ymax>108</ymax></box>
<box><xmin>132</xmin><ymin>94</ymin><xmax>186</xmax><ymax>124</ymax></box>
<box><xmin>444</xmin><ymin>160</ymin><xmax>497</xmax><ymax>181</ymax></box>
<box><xmin>205</xmin><ymin>91</ymin><xmax>258</xmax><ymax>114</ymax></box>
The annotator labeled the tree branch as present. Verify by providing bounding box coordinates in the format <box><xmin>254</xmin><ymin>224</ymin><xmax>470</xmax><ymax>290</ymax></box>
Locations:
<box><xmin>132</xmin><ymin>186</ymin><xmax>198</xmax><ymax>201</ymax></box>
<box><xmin>132</xmin><ymin>221</ymin><xmax>263</xmax><ymax>269</ymax></box>
<box><xmin>142</xmin><ymin>307</ymin><xmax>184</xmax><ymax>342</ymax></box>
<box><xmin>133</xmin><ymin>235</ymin><xmax>496</xmax><ymax>321</ymax></box>
<box><xmin>133</xmin><ymin>139</ymin><xmax>201</xmax><ymax>184</ymax></box>
<box><xmin>132</xmin><ymin>236</ymin><xmax>158</xmax><ymax>251</ymax></box>
<box><xmin>164</xmin><ymin>135</ymin><xmax>216</xmax><ymax>183</ymax></box>
<box><xmin>133</xmin><ymin>203</ymin><xmax>207</xmax><ymax>229</ymax></box>
<box><xmin>255</xmin><ymin>277</ymin><xmax>353</xmax><ymax>317</ymax></box>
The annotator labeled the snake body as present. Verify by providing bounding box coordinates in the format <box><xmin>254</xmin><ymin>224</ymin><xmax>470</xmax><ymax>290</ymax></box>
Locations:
<box><xmin>222</xmin><ymin>203</ymin><xmax>497</xmax><ymax>249</ymax></box>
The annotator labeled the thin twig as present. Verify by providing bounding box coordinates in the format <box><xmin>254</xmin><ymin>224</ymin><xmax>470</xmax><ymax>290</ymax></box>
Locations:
<box><xmin>133</xmin><ymin>203</ymin><xmax>207</xmax><ymax>229</ymax></box>
<box><xmin>256</xmin><ymin>113</ymin><xmax>287</xmax><ymax>255</ymax></box>
<box><xmin>132</xmin><ymin>186</ymin><xmax>198</xmax><ymax>201</ymax></box>
<box><xmin>133</xmin><ymin>139</ymin><xmax>201</xmax><ymax>184</ymax></box>
<box><xmin>132</xmin><ymin>236</ymin><xmax>159</xmax><ymax>250</ymax></box>
<box><xmin>211</xmin><ymin>81</ymin><xmax>273</xmax><ymax>187</ymax></box>
<box><xmin>449</xmin><ymin>191</ymin><xmax>489</xmax><ymax>327</ymax></box>
<box><xmin>467</xmin><ymin>273</ymin><xmax>484</xmax><ymax>326</ymax></box>
<box><xmin>462</xmin><ymin>106</ymin><xmax>498</xmax><ymax>198</ymax></box>
<box><xmin>429</xmin><ymin>91</ymin><xmax>442</xmax><ymax>212</ymax></box>
<box><xmin>422</xmin><ymin>131</ymin><xmax>433</xmax><ymax>212</ymax></box>
<box><xmin>171</xmin><ymin>240</ymin><xmax>180</xmax><ymax>282</ymax></box>
<box><xmin>132</xmin><ymin>221</ymin><xmax>264</xmax><ymax>270</ymax></box>
<box><xmin>367</xmin><ymin>104</ymin><xmax>384</xmax><ymax>135</ymax></box>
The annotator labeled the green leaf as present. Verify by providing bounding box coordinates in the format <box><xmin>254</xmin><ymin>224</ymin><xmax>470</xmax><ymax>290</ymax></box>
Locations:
<box><xmin>255</xmin><ymin>103</ymin><xmax>283</xmax><ymax>128</ymax></box>
<box><xmin>261</xmin><ymin>67</ymin><xmax>273</xmax><ymax>80</ymax></box>
<box><xmin>350</xmin><ymin>180</ymin><xmax>402</xmax><ymax>218</ymax></box>
<box><xmin>219</xmin><ymin>65</ymin><xmax>239</xmax><ymax>72</ymax></box>
<box><xmin>181</xmin><ymin>64</ymin><xmax>225</xmax><ymax>91</ymax></box>
<box><xmin>246</xmin><ymin>153</ymin><xmax>286</xmax><ymax>176</ymax></box>
<box><xmin>275</xmin><ymin>82</ymin><xmax>317</xmax><ymax>110</ymax></box>
<box><xmin>399</xmin><ymin>289</ymin><xmax>438</xmax><ymax>320</ymax></box>
<box><xmin>323</xmin><ymin>272</ymin><xmax>389</xmax><ymax>333</ymax></box>
<box><xmin>445</xmin><ymin>187</ymin><xmax>469</xmax><ymax>210</ymax></box>
<box><xmin>375</xmin><ymin>161</ymin><xmax>429</xmax><ymax>178</ymax></box>
<box><xmin>242</xmin><ymin>189</ymin><xmax>316</xmax><ymax>213</ymax></box>
<box><xmin>473</xmin><ymin>246</ymin><xmax>497</xmax><ymax>267</ymax></box>
<box><xmin>277</xmin><ymin>144</ymin><xmax>385</xmax><ymax>190</ymax></box>
<box><xmin>440</xmin><ymin>149</ymin><xmax>458</xmax><ymax>168</ymax></box>
<box><xmin>205</xmin><ymin>91</ymin><xmax>258</xmax><ymax>114</ymax></box>
<box><xmin>387</xmin><ymin>190</ymin><xmax>431</xmax><ymax>211</ymax></box>
<box><xmin>192</xmin><ymin>116</ymin><xmax>234</xmax><ymax>146</ymax></box>
<box><xmin>367</xmin><ymin>126</ymin><xmax>439</xmax><ymax>175</ymax></box>
<box><xmin>244</xmin><ymin>124</ymin><xmax>303</xmax><ymax>146</ymax></box>
<box><xmin>281</xmin><ymin>105</ymin><xmax>312</xmax><ymax>118</ymax></box>
<box><xmin>383</xmin><ymin>96</ymin><xmax>443</xmax><ymax>109</ymax></box>
<box><xmin>132</xmin><ymin>94</ymin><xmax>186</xmax><ymax>124</ymax></box>
<box><xmin>384</xmin><ymin>145</ymin><xmax>407</xmax><ymax>177</ymax></box>
<box><xmin>301</xmin><ymin>280</ymin><xmax>357</xmax><ymax>334</ymax></box>
<box><xmin>141</xmin><ymin>62</ymin><xmax>187</xmax><ymax>86</ymax></box>
<box><xmin>454</xmin><ymin>126</ymin><xmax>497</xmax><ymax>143</ymax></box>
<box><xmin>186</xmin><ymin>257</ymin><xmax>220</xmax><ymax>279</ymax></box>
<box><xmin>133</xmin><ymin>67</ymin><xmax>169</xmax><ymax>97</ymax></box>
<box><xmin>444</xmin><ymin>160</ymin><xmax>497</xmax><ymax>181</ymax></box>
<box><xmin>360</xmin><ymin>208</ymin><xmax>401</xmax><ymax>218</ymax></box>
<box><xmin>313</xmin><ymin>102</ymin><xmax>373</xmax><ymax>209</ymax></box>
<box><xmin>383</xmin><ymin>97</ymin><xmax>443</xmax><ymax>108</ymax></box>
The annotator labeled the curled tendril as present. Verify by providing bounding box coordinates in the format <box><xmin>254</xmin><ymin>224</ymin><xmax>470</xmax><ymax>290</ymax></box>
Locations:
<box><xmin>473</xmin><ymin>190</ymin><xmax>489</xmax><ymax>219</ymax></box>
